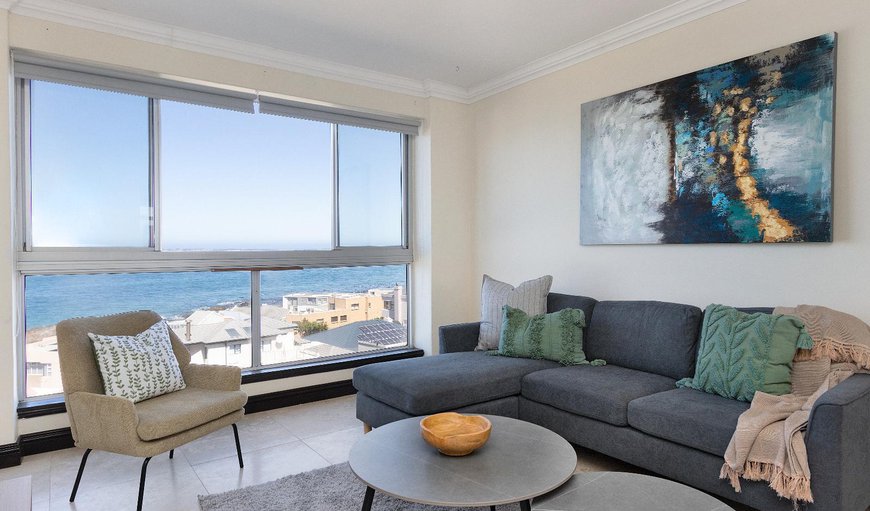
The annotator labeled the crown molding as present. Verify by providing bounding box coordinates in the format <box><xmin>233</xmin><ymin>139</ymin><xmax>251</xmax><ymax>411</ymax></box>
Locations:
<box><xmin>467</xmin><ymin>0</ymin><xmax>748</xmax><ymax>102</ymax></box>
<box><xmin>5</xmin><ymin>0</ymin><xmax>746</xmax><ymax>104</ymax></box>
<box><xmin>7</xmin><ymin>0</ymin><xmax>439</xmax><ymax>99</ymax></box>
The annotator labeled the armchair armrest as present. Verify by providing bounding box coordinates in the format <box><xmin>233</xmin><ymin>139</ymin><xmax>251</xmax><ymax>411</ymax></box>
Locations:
<box><xmin>182</xmin><ymin>363</ymin><xmax>242</xmax><ymax>392</ymax></box>
<box><xmin>804</xmin><ymin>373</ymin><xmax>870</xmax><ymax>510</ymax></box>
<box><xmin>438</xmin><ymin>322</ymin><xmax>481</xmax><ymax>353</ymax></box>
<box><xmin>67</xmin><ymin>391</ymin><xmax>140</xmax><ymax>453</ymax></box>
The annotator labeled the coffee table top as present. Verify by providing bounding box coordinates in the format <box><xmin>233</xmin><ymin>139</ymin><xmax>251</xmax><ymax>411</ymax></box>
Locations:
<box><xmin>349</xmin><ymin>415</ymin><xmax>577</xmax><ymax>507</ymax></box>
<box><xmin>532</xmin><ymin>472</ymin><xmax>733</xmax><ymax>511</ymax></box>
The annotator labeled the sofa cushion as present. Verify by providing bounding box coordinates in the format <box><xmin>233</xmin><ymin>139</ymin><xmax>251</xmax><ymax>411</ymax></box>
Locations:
<box><xmin>584</xmin><ymin>301</ymin><xmax>702</xmax><ymax>379</ymax></box>
<box><xmin>477</xmin><ymin>274</ymin><xmax>553</xmax><ymax>350</ymax></box>
<box><xmin>676</xmin><ymin>304</ymin><xmax>813</xmax><ymax>402</ymax></box>
<box><xmin>498</xmin><ymin>306</ymin><xmax>601</xmax><ymax>365</ymax></box>
<box><xmin>627</xmin><ymin>388</ymin><xmax>750</xmax><ymax>456</ymax></box>
<box><xmin>521</xmin><ymin>365</ymin><xmax>675</xmax><ymax>426</ymax></box>
<box><xmin>136</xmin><ymin>387</ymin><xmax>248</xmax><ymax>441</ymax></box>
<box><xmin>353</xmin><ymin>352</ymin><xmax>559</xmax><ymax>415</ymax></box>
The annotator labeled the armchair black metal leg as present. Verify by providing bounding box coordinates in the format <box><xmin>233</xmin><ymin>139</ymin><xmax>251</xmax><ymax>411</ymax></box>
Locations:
<box><xmin>137</xmin><ymin>457</ymin><xmax>152</xmax><ymax>511</ymax></box>
<box><xmin>169</xmin><ymin>449</ymin><xmax>174</xmax><ymax>459</ymax></box>
<box><xmin>232</xmin><ymin>423</ymin><xmax>244</xmax><ymax>468</ymax></box>
<box><xmin>520</xmin><ymin>499</ymin><xmax>532</xmax><ymax>511</ymax></box>
<box><xmin>69</xmin><ymin>448</ymin><xmax>92</xmax><ymax>502</ymax></box>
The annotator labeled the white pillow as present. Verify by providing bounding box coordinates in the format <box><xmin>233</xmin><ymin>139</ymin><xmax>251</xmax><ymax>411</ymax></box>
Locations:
<box><xmin>89</xmin><ymin>320</ymin><xmax>186</xmax><ymax>403</ymax></box>
<box><xmin>477</xmin><ymin>274</ymin><xmax>553</xmax><ymax>351</ymax></box>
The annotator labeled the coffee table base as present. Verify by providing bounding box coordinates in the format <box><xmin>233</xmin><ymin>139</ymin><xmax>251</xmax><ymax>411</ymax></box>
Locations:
<box><xmin>360</xmin><ymin>486</ymin><xmax>532</xmax><ymax>511</ymax></box>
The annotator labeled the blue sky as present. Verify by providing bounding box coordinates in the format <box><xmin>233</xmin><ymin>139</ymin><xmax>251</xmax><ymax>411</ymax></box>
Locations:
<box><xmin>30</xmin><ymin>81</ymin><xmax>403</xmax><ymax>250</ymax></box>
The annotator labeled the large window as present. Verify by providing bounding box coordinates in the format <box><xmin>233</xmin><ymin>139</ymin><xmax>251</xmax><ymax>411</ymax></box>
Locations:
<box><xmin>15</xmin><ymin>58</ymin><xmax>418</xmax><ymax>400</ymax></box>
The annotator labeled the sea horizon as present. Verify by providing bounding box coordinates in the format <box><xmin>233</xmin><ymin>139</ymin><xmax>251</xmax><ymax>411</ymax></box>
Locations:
<box><xmin>25</xmin><ymin>265</ymin><xmax>406</xmax><ymax>329</ymax></box>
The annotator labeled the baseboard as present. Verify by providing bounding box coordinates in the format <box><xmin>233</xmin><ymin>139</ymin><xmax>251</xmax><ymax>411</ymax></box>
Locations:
<box><xmin>19</xmin><ymin>428</ymin><xmax>75</xmax><ymax>456</ymax></box>
<box><xmin>244</xmin><ymin>379</ymin><xmax>357</xmax><ymax>414</ymax></box>
<box><xmin>0</xmin><ymin>442</ymin><xmax>22</xmax><ymax>468</ymax></box>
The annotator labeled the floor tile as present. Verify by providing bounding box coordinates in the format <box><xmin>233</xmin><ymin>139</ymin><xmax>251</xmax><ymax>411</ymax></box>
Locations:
<box><xmin>49</xmin><ymin>448</ymin><xmax>193</xmax><ymax>505</ymax></box>
<box><xmin>266</xmin><ymin>395</ymin><xmax>362</xmax><ymax>439</ymax></box>
<box><xmin>49</xmin><ymin>458</ymin><xmax>205</xmax><ymax>511</ymax></box>
<box><xmin>301</xmin><ymin>426</ymin><xmax>363</xmax><ymax>464</ymax></box>
<box><xmin>177</xmin><ymin>412</ymin><xmax>298</xmax><ymax>466</ymax></box>
<box><xmin>0</xmin><ymin>451</ymin><xmax>52</xmax><ymax>504</ymax></box>
<box><xmin>190</xmin><ymin>440</ymin><xmax>330</xmax><ymax>494</ymax></box>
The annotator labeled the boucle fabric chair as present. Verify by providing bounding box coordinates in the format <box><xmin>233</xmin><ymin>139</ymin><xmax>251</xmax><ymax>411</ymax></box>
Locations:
<box><xmin>56</xmin><ymin>310</ymin><xmax>248</xmax><ymax>511</ymax></box>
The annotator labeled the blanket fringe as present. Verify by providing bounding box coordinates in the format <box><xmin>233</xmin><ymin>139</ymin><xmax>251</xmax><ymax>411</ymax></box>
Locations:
<box><xmin>814</xmin><ymin>339</ymin><xmax>870</xmax><ymax>369</ymax></box>
<box><xmin>720</xmin><ymin>463</ymin><xmax>742</xmax><ymax>492</ymax></box>
<box><xmin>723</xmin><ymin>461</ymin><xmax>814</xmax><ymax>504</ymax></box>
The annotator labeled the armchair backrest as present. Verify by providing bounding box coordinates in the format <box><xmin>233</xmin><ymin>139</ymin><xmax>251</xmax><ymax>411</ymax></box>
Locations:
<box><xmin>56</xmin><ymin>310</ymin><xmax>192</xmax><ymax>397</ymax></box>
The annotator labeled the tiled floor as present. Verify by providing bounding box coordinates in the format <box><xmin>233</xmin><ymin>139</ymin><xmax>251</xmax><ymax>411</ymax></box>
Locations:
<box><xmin>0</xmin><ymin>396</ymin><xmax>364</xmax><ymax>511</ymax></box>
<box><xmin>0</xmin><ymin>395</ymin><xmax>743</xmax><ymax>510</ymax></box>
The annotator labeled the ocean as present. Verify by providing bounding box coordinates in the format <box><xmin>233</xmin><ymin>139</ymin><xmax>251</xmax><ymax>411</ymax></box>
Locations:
<box><xmin>25</xmin><ymin>265</ymin><xmax>407</xmax><ymax>328</ymax></box>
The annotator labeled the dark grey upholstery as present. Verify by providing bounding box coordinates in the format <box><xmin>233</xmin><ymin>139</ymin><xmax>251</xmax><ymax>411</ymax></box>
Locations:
<box><xmin>352</xmin><ymin>351</ymin><xmax>558</xmax><ymax>415</ymax></box>
<box><xmin>438</xmin><ymin>322</ymin><xmax>480</xmax><ymax>353</ymax></box>
<box><xmin>522</xmin><ymin>365</ymin><xmax>675</xmax><ymax>426</ymax></box>
<box><xmin>355</xmin><ymin>295</ymin><xmax>870</xmax><ymax>511</ymax></box>
<box><xmin>519</xmin><ymin>397</ymin><xmax>808</xmax><ymax>511</ymax></box>
<box><xmin>805</xmin><ymin>373</ymin><xmax>870</xmax><ymax>511</ymax></box>
<box><xmin>584</xmin><ymin>300</ymin><xmax>702</xmax><ymax>379</ymax></box>
<box><xmin>356</xmin><ymin>392</ymin><xmax>520</xmax><ymax>428</ymax></box>
<box><xmin>627</xmin><ymin>388</ymin><xmax>749</xmax><ymax>456</ymax></box>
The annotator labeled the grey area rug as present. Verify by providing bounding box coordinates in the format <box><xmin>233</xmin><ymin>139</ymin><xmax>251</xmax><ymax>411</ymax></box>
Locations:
<box><xmin>199</xmin><ymin>462</ymin><xmax>522</xmax><ymax>511</ymax></box>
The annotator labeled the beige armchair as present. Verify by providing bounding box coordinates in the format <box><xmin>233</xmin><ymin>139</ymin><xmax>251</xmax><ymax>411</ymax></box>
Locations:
<box><xmin>56</xmin><ymin>310</ymin><xmax>248</xmax><ymax>511</ymax></box>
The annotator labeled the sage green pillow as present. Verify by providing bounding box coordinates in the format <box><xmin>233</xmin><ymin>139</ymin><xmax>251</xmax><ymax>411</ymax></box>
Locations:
<box><xmin>496</xmin><ymin>305</ymin><xmax>604</xmax><ymax>366</ymax></box>
<box><xmin>677</xmin><ymin>304</ymin><xmax>813</xmax><ymax>402</ymax></box>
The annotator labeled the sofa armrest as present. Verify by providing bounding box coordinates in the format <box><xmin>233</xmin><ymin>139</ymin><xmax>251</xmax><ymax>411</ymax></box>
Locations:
<box><xmin>438</xmin><ymin>322</ymin><xmax>481</xmax><ymax>353</ymax></box>
<box><xmin>805</xmin><ymin>373</ymin><xmax>870</xmax><ymax>510</ymax></box>
<box><xmin>182</xmin><ymin>363</ymin><xmax>242</xmax><ymax>392</ymax></box>
<box><xmin>67</xmin><ymin>391</ymin><xmax>140</xmax><ymax>453</ymax></box>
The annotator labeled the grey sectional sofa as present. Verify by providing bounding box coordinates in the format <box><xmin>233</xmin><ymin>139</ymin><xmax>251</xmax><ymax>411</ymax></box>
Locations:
<box><xmin>353</xmin><ymin>293</ymin><xmax>870</xmax><ymax>511</ymax></box>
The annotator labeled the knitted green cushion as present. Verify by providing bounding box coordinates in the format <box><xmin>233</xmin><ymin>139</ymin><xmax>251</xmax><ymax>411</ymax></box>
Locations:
<box><xmin>495</xmin><ymin>305</ymin><xmax>604</xmax><ymax>366</ymax></box>
<box><xmin>677</xmin><ymin>304</ymin><xmax>813</xmax><ymax>402</ymax></box>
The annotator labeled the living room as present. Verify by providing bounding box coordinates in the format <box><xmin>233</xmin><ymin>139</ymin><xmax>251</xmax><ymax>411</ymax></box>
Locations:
<box><xmin>0</xmin><ymin>0</ymin><xmax>868</xmax><ymax>510</ymax></box>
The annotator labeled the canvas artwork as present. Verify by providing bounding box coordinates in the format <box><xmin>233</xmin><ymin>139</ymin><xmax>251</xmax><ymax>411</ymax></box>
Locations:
<box><xmin>580</xmin><ymin>33</ymin><xmax>836</xmax><ymax>244</ymax></box>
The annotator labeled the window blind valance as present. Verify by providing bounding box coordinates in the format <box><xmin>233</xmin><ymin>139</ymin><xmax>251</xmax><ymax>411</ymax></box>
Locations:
<box><xmin>258</xmin><ymin>95</ymin><xmax>421</xmax><ymax>136</ymax></box>
<box><xmin>14</xmin><ymin>52</ymin><xmax>423</xmax><ymax>134</ymax></box>
<box><xmin>14</xmin><ymin>54</ymin><xmax>256</xmax><ymax>113</ymax></box>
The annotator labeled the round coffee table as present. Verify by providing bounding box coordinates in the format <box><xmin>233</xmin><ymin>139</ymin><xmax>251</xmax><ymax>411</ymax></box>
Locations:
<box><xmin>348</xmin><ymin>415</ymin><xmax>577</xmax><ymax>511</ymax></box>
<box><xmin>532</xmin><ymin>472</ymin><xmax>733</xmax><ymax>510</ymax></box>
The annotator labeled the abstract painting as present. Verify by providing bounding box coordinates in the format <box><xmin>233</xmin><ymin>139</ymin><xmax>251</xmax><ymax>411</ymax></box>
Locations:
<box><xmin>580</xmin><ymin>34</ymin><xmax>836</xmax><ymax>244</ymax></box>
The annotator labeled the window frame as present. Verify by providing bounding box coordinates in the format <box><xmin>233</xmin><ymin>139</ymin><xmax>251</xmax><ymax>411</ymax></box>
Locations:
<box><xmin>14</xmin><ymin>59</ymin><xmax>417</xmax><ymax>404</ymax></box>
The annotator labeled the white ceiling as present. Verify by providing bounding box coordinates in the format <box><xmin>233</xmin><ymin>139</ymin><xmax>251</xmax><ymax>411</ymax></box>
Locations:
<box><xmin>8</xmin><ymin>0</ymin><xmax>745</xmax><ymax>102</ymax></box>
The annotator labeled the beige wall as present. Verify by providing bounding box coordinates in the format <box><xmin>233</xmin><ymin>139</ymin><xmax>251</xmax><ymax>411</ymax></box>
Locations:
<box><xmin>472</xmin><ymin>0</ymin><xmax>870</xmax><ymax>324</ymax></box>
<box><xmin>6</xmin><ymin>0</ymin><xmax>867</xmax><ymax>444</ymax></box>
<box><xmin>0</xmin><ymin>14</ymin><xmax>477</xmax><ymax>442</ymax></box>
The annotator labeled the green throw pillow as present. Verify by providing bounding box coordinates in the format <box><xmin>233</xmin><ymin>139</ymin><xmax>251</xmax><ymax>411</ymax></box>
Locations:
<box><xmin>495</xmin><ymin>305</ymin><xmax>605</xmax><ymax>366</ymax></box>
<box><xmin>677</xmin><ymin>304</ymin><xmax>813</xmax><ymax>402</ymax></box>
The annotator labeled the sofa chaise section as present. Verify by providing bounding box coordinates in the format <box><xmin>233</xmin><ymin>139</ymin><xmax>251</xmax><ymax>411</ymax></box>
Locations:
<box><xmin>353</xmin><ymin>351</ymin><xmax>559</xmax><ymax>427</ymax></box>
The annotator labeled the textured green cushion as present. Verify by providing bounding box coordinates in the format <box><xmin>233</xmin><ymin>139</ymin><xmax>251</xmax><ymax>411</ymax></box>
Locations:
<box><xmin>495</xmin><ymin>305</ymin><xmax>604</xmax><ymax>366</ymax></box>
<box><xmin>677</xmin><ymin>304</ymin><xmax>813</xmax><ymax>402</ymax></box>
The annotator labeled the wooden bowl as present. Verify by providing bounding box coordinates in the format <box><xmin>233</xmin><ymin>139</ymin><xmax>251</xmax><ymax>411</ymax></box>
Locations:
<box><xmin>420</xmin><ymin>412</ymin><xmax>492</xmax><ymax>456</ymax></box>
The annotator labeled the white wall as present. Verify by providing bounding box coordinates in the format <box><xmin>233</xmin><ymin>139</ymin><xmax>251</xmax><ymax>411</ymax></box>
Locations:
<box><xmin>472</xmin><ymin>0</ymin><xmax>870</xmax><ymax>323</ymax></box>
<box><xmin>0</xmin><ymin>14</ymin><xmax>477</xmax><ymax>442</ymax></box>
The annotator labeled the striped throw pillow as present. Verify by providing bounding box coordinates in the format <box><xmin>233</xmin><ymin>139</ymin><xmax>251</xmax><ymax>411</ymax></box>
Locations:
<box><xmin>476</xmin><ymin>274</ymin><xmax>552</xmax><ymax>351</ymax></box>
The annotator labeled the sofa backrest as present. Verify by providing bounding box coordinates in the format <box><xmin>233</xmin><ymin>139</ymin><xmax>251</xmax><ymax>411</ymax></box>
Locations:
<box><xmin>584</xmin><ymin>300</ymin><xmax>702</xmax><ymax>380</ymax></box>
<box><xmin>547</xmin><ymin>293</ymin><xmax>597</xmax><ymax>342</ymax></box>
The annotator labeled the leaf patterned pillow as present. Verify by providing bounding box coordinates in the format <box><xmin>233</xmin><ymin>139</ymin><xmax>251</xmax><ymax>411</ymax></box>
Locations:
<box><xmin>677</xmin><ymin>304</ymin><xmax>813</xmax><ymax>402</ymax></box>
<box><xmin>89</xmin><ymin>320</ymin><xmax>186</xmax><ymax>403</ymax></box>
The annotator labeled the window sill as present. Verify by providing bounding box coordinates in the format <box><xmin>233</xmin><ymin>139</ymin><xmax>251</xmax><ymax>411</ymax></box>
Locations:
<box><xmin>17</xmin><ymin>347</ymin><xmax>424</xmax><ymax>419</ymax></box>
